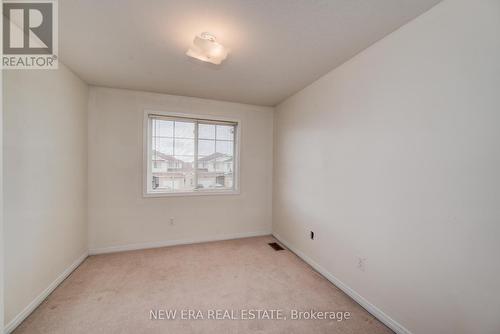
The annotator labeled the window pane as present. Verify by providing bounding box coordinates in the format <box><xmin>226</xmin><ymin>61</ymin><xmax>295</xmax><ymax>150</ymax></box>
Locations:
<box><xmin>152</xmin><ymin>137</ymin><xmax>173</xmax><ymax>155</ymax></box>
<box><xmin>198</xmin><ymin>123</ymin><xmax>215</xmax><ymax>139</ymax></box>
<box><xmin>172</xmin><ymin>172</ymin><xmax>195</xmax><ymax>191</ymax></box>
<box><xmin>198</xmin><ymin>139</ymin><xmax>215</xmax><ymax>156</ymax></box>
<box><xmin>216</xmin><ymin>125</ymin><xmax>234</xmax><ymax>140</ymax></box>
<box><xmin>174</xmin><ymin>155</ymin><xmax>194</xmax><ymax>163</ymax></box>
<box><xmin>153</xmin><ymin>172</ymin><xmax>195</xmax><ymax>192</ymax></box>
<box><xmin>215</xmin><ymin>157</ymin><xmax>233</xmax><ymax>172</ymax></box>
<box><xmin>197</xmin><ymin>137</ymin><xmax>234</xmax><ymax>190</ymax></box>
<box><xmin>197</xmin><ymin>176</ymin><xmax>216</xmax><ymax>189</ymax></box>
<box><xmin>174</xmin><ymin>138</ymin><xmax>194</xmax><ymax>156</ymax></box>
<box><xmin>215</xmin><ymin>140</ymin><xmax>233</xmax><ymax>155</ymax></box>
<box><xmin>157</xmin><ymin>120</ymin><xmax>173</xmax><ymax>137</ymax></box>
<box><xmin>197</xmin><ymin>155</ymin><xmax>233</xmax><ymax>190</ymax></box>
<box><xmin>174</xmin><ymin>121</ymin><xmax>194</xmax><ymax>138</ymax></box>
<box><xmin>152</xmin><ymin>157</ymin><xmax>195</xmax><ymax>192</ymax></box>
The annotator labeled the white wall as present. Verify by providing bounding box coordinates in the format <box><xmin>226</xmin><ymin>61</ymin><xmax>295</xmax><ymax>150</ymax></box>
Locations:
<box><xmin>273</xmin><ymin>1</ymin><xmax>500</xmax><ymax>334</ymax></box>
<box><xmin>3</xmin><ymin>64</ymin><xmax>89</xmax><ymax>326</ymax></box>
<box><xmin>88</xmin><ymin>87</ymin><xmax>273</xmax><ymax>252</ymax></box>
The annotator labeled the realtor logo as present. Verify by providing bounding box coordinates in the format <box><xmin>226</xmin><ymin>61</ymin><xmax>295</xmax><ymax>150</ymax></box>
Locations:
<box><xmin>2</xmin><ymin>0</ymin><xmax>58</xmax><ymax>69</ymax></box>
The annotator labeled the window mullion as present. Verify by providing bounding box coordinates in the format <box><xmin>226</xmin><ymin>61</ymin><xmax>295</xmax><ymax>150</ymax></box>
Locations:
<box><xmin>232</xmin><ymin>124</ymin><xmax>236</xmax><ymax>191</ymax></box>
<box><xmin>194</xmin><ymin>120</ymin><xmax>199</xmax><ymax>190</ymax></box>
<box><xmin>150</xmin><ymin>117</ymin><xmax>154</xmax><ymax>191</ymax></box>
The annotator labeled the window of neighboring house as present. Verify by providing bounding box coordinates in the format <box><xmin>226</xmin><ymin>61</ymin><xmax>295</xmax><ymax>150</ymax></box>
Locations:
<box><xmin>144</xmin><ymin>111</ymin><xmax>239</xmax><ymax>196</ymax></box>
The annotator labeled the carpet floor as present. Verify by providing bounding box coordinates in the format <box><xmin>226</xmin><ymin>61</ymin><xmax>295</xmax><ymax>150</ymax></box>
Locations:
<box><xmin>13</xmin><ymin>236</ymin><xmax>393</xmax><ymax>333</ymax></box>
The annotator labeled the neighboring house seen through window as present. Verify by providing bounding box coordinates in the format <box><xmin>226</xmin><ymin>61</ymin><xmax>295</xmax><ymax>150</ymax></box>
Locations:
<box><xmin>145</xmin><ymin>112</ymin><xmax>238</xmax><ymax>195</ymax></box>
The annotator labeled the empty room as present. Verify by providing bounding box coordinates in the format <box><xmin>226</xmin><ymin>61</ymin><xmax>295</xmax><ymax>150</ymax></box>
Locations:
<box><xmin>1</xmin><ymin>0</ymin><xmax>499</xmax><ymax>333</ymax></box>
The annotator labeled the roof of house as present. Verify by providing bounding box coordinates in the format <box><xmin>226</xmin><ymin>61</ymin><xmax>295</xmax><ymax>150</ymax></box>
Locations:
<box><xmin>198</xmin><ymin>152</ymin><xmax>232</xmax><ymax>162</ymax></box>
<box><xmin>152</xmin><ymin>150</ymin><xmax>184</xmax><ymax>162</ymax></box>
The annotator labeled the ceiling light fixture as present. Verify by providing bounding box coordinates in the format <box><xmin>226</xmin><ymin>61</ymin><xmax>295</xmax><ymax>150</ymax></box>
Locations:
<box><xmin>186</xmin><ymin>32</ymin><xmax>228</xmax><ymax>65</ymax></box>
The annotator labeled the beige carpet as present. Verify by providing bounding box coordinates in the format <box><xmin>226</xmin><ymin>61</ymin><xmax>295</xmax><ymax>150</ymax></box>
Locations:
<box><xmin>14</xmin><ymin>236</ymin><xmax>393</xmax><ymax>333</ymax></box>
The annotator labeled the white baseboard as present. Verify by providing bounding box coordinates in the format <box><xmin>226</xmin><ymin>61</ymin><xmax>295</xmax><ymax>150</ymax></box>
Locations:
<box><xmin>4</xmin><ymin>251</ymin><xmax>88</xmax><ymax>334</ymax></box>
<box><xmin>89</xmin><ymin>230</ymin><xmax>272</xmax><ymax>255</ymax></box>
<box><xmin>272</xmin><ymin>233</ymin><xmax>412</xmax><ymax>334</ymax></box>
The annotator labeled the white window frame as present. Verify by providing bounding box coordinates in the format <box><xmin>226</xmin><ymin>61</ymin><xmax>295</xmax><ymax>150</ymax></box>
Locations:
<box><xmin>143</xmin><ymin>109</ymin><xmax>241</xmax><ymax>197</ymax></box>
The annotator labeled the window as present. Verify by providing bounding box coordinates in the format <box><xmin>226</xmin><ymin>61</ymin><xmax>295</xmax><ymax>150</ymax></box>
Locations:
<box><xmin>144</xmin><ymin>111</ymin><xmax>239</xmax><ymax>196</ymax></box>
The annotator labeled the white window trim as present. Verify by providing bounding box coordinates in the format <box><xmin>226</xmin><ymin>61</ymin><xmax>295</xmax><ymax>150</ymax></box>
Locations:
<box><xmin>142</xmin><ymin>109</ymin><xmax>241</xmax><ymax>197</ymax></box>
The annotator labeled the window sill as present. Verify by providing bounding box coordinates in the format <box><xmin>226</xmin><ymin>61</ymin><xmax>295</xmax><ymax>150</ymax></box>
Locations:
<box><xmin>143</xmin><ymin>189</ymin><xmax>240</xmax><ymax>198</ymax></box>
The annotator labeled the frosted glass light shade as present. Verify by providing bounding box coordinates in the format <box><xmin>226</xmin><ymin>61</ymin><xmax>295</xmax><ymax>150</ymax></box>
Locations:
<box><xmin>186</xmin><ymin>32</ymin><xmax>228</xmax><ymax>65</ymax></box>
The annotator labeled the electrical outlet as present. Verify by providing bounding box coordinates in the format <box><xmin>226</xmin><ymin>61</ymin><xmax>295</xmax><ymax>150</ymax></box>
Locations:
<box><xmin>310</xmin><ymin>231</ymin><xmax>314</xmax><ymax>240</ymax></box>
<box><xmin>357</xmin><ymin>257</ymin><xmax>366</xmax><ymax>272</ymax></box>
<box><xmin>169</xmin><ymin>218</ymin><xmax>174</xmax><ymax>225</ymax></box>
